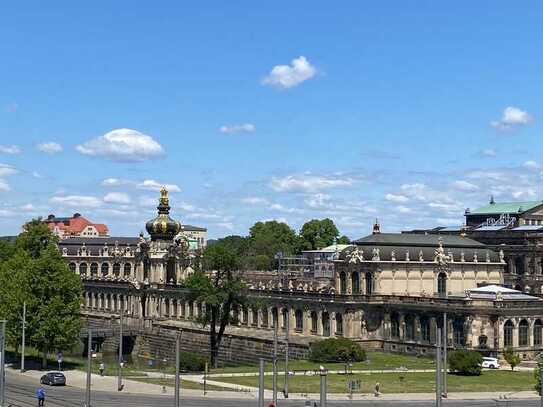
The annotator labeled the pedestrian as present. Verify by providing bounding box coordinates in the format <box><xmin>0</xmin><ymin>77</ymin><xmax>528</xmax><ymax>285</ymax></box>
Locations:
<box><xmin>267</xmin><ymin>403</ymin><xmax>275</xmax><ymax>407</ymax></box>
<box><xmin>99</xmin><ymin>362</ymin><xmax>105</xmax><ymax>376</ymax></box>
<box><xmin>36</xmin><ymin>386</ymin><xmax>45</xmax><ymax>407</ymax></box>
<box><xmin>374</xmin><ymin>381</ymin><xmax>380</xmax><ymax>397</ymax></box>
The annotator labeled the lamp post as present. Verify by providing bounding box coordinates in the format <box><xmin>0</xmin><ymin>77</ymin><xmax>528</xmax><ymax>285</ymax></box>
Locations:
<box><xmin>319</xmin><ymin>366</ymin><xmax>327</xmax><ymax>407</ymax></box>
<box><xmin>117</xmin><ymin>311</ymin><xmax>123</xmax><ymax>391</ymax></box>
<box><xmin>21</xmin><ymin>302</ymin><xmax>26</xmax><ymax>373</ymax></box>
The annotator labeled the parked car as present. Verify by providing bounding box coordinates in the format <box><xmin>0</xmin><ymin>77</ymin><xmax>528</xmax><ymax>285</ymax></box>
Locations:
<box><xmin>40</xmin><ymin>372</ymin><xmax>66</xmax><ymax>386</ymax></box>
<box><xmin>481</xmin><ymin>357</ymin><xmax>500</xmax><ymax>369</ymax></box>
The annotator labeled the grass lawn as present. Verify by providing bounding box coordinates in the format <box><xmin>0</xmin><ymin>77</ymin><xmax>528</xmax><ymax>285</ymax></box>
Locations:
<box><xmin>210</xmin><ymin>351</ymin><xmax>435</xmax><ymax>374</ymax></box>
<box><xmin>213</xmin><ymin>370</ymin><xmax>536</xmax><ymax>394</ymax></box>
<box><xmin>130</xmin><ymin>377</ymin><xmax>228</xmax><ymax>391</ymax></box>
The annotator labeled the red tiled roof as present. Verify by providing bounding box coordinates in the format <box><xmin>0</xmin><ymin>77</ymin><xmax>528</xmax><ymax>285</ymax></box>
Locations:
<box><xmin>45</xmin><ymin>215</ymin><xmax>109</xmax><ymax>236</ymax></box>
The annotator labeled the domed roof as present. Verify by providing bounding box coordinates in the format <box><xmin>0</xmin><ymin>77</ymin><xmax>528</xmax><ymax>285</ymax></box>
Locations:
<box><xmin>145</xmin><ymin>187</ymin><xmax>181</xmax><ymax>241</ymax></box>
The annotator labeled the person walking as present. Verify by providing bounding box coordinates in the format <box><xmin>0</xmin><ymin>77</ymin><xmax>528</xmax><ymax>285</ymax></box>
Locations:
<box><xmin>36</xmin><ymin>386</ymin><xmax>45</xmax><ymax>406</ymax></box>
<box><xmin>99</xmin><ymin>362</ymin><xmax>105</xmax><ymax>376</ymax></box>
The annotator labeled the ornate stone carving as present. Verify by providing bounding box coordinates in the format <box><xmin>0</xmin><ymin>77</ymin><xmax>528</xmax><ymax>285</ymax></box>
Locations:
<box><xmin>372</xmin><ymin>248</ymin><xmax>380</xmax><ymax>261</ymax></box>
<box><xmin>348</xmin><ymin>247</ymin><xmax>364</xmax><ymax>263</ymax></box>
<box><xmin>418</xmin><ymin>250</ymin><xmax>424</xmax><ymax>262</ymax></box>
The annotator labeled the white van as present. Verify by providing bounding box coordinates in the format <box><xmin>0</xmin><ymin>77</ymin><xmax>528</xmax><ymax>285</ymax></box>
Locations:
<box><xmin>481</xmin><ymin>357</ymin><xmax>500</xmax><ymax>369</ymax></box>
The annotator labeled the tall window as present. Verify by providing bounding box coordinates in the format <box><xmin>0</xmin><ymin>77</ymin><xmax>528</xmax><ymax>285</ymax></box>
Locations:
<box><xmin>420</xmin><ymin>316</ymin><xmax>430</xmax><ymax>342</ymax></box>
<box><xmin>453</xmin><ymin>318</ymin><xmax>465</xmax><ymax>347</ymax></box>
<box><xmin>515</xmin><ymin>257</ymin><xmax>525</xmax><ymax>274</ymax></box>
<box><xmin>322</xmin><ymin>312</ymin><xmax>330</xmax><ymax>337</ymax></box>
<box><xmin>339</xmin><ymin>272</ymin><xmax>347</xmax><ymax>294</ymax></box>
<box><xmin>243</xmin><ymin>308</ymin><xmax>249</xmax><ymax>325</ymax></box>
<box><xmin>391</xmin><ymin>313</ymin><xmax>400</xmax><ymax>338</ymax></box>
<box><xmin>261</xmin><ymin>308</ymin><xmax>268</xmax><ymax>327</ymax></box>
<box><xmin>272</xmin><ymin>308</ymin><xmax>278</xmax><ymax>328</ymax></box>
<box><xmin>124</xmin><ymin>263</ymin><xmax>131</xmax><ymax>277</ymax></box>
<box><xmin>281</xmin><ymin>308</ymin><xmax>288</xmax><ymax>329</ymax></box>
<box><xmin>535</xmin><ymin>320</ymin><xmax>542</xmax><ymax>346</ymax></box>
<box><xmin>365</xmin><ymin>273</ymin><xmax>373</xmax><ymax>295</ymax></box>
<box><xmin>335</xmin><ymin>313</ymin><xmax>343</xmax><ymax>336</ymax></box>
<box><xmin>101</xmin><ymin>263</ymin><xmax>109</xmax><ymax>276</ymax></box>
<box><xmin>405</xmin><ymin>315</ymin><xmax>415</xmax><ymax>341</ymax></box>
<box><xmin>311</xmin><ymin>312</ymin><xmax>318</xmax><ymax>333</ymax></box>
<box><xmin>504</xmin><ymin>320</ymin><xmax>514</xmax><ymax>347</ymax></box>
<box><xmin>80</xmin><ymin>263</ymin><xmax>87</xmax><ymax>276</ymax></box>
<box><xmin>352</xmin><ymin>272</ymin><xmax>360</xmax><ymax>294</ymax></box>
<box><xmin>437</xmin><ymin>272</ymin><xmax>447</xmax><ymax>295</ymax></box>
<box><xmin>113</xmin><ymin>263</ymin><xmax>121</xmax><ymax>277</ymax></box>
<box><xmin>69</xmin><ymin>263</ymin><xmax>76</xmax><ymax>273</ymax></box>
<box><xmin>295</xmin><ymin>309</ymin><xmax>303</xmax><ymax>331</ymax></box>
<box><xmin>519</xmin><ymin>319</ymin><xmax>529</xmax><ymax>347</ymax></box>
<box><xmin>252</xmin><ymin>309</ymin><xmax>258</xmax><ymax>326</ymax></box>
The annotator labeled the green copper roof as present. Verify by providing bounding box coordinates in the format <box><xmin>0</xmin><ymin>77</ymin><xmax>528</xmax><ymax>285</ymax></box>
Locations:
<box><xmin>468</xmin><ymin>201</ymin><xmax>543</xmax><ymax>215</ymax></box>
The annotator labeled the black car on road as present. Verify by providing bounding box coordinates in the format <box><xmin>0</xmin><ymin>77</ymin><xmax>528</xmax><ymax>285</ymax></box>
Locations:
<box><xmin>40</xmin><ymin>372</ymin><xmax>66</xmax><ymax>386</ymax></box>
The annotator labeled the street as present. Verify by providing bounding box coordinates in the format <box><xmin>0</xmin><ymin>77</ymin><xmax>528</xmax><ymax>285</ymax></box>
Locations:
<box><xmin>4</xmin><ymin>371</ymin><xmax>540</xmax><ymax>407</ymax></box>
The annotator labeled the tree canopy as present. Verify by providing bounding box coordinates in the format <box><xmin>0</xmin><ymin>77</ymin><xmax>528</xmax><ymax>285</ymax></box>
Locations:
<box><xmin>299</xmin><ymin>218</ymin><xmax>340</xmax><ymax>250</ymax></box>
<box><xmin>0</xmin><ymin>219</ymin><xmax>82</xmax><ymax>367</ymax></box>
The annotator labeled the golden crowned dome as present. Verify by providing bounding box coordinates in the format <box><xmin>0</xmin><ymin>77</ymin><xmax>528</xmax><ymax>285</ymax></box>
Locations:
<box><xmin>145</xmin><ymin>187</ymin><xmax>181</xmax><ymax>241</ymax></box>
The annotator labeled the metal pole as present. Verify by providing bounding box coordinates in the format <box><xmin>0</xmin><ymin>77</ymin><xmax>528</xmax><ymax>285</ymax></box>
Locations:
<box><xmin>319</xmin><ymin>370</ymin><xmax>327</xmax><ymax>407</ymax></box>
<box><xmin>118</xmin><ymin>311</ymin><xmax>123</xmax><ymax>391</ymax></box>
<box><xmin>258</xmin><ymin>358</ymin><xmax>265</xmax><ymax>407</ymax></box>
<box><xmin>442</xmin><ymin>313</ymin><xmax>447</xmax><ymax>398</ymax></box>
<box><xmin>85</xmin><ymin>329</ymin><xmax>92</xmax><ymax>407</ymax></box>
<box><xmin>204</xmin><ymin>362</ymin><xmax>208</xmax><ymax>396</ymax></box>
<box><xmin>0</xmin><ymin>320</ymin><xmax>6</xmax><ymax>407</ymax></box>
<box><xmin>273</xmin><ymin>319</ymin><xmax>278</xmax><ymax>406</ymax></box>
<box><xmin>284</xmin><ymin>313</ymin><xmax>289</xmax><ymax>399</ymax></box>
<box><xmin>21</xmin><ymin>302</ymin><xmax>26</xmax><ymax>373</ymax></box>
<box><xmin>436</xmin><ymin>327</ymin><xmax>442</xmax><ymax>407</ymax></box>
<box><xmin>175</xmin><ymin>333</ymin><xmax>180</xmax><ymax>407</ymax></box>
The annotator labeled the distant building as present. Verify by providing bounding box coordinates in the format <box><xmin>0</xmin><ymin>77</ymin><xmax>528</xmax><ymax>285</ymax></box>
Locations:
<box><xmin>181</xmin><ymin>224</ymin><xmax>207</xmax><ymax>249</ymax></box>
<box><xmin>44</xmin><ymin>213</ymin><xmax>109</xmax><ymax>239</ymax></box>
<box><xmin>465</xmin><ymin>198</ymin><xmax>543</xmax><ymax>228</ymax></box>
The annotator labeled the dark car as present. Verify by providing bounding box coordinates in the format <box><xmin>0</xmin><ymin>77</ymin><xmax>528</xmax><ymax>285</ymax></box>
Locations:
<box><xmin>40</xmin><ymin>372</ymin><xmax>66</xmax><ymax>386</ymax></box>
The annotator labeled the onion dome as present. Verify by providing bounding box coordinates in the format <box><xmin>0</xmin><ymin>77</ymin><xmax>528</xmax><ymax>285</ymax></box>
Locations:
<box><xmin>145</xmin><ymin>187</ymin><xmax>181</xmax><ymax>241</ymax></box>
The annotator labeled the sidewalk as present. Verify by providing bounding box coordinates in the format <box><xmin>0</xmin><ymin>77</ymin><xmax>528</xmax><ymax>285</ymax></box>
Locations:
<box><xmin>6</xmin><ymin>365</ymin><xmax>541</xmax><ymax>401</ymax></box>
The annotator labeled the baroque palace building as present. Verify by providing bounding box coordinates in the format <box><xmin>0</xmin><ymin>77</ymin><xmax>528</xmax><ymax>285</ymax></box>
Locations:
<box><xmin>61</xmin><ymin>190</ymin><xmax>543</xmax><ymax>362</ymax></box>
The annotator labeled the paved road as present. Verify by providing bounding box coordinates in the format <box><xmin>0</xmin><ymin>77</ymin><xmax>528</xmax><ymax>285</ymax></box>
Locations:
<box><xmin>4</xmin><ymin>371</ymin><xmax>539</xmax><ymax>407</ymax></box>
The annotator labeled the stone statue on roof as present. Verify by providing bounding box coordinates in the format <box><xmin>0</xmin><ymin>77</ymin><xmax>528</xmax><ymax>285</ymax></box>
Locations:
<box><xmin>499</xmin><ymin>249</ymin><xmax>505</xmax><ymax>263</ymax></box>
<box><xmin>372</xmin><ymin>247</ymin><xmax>380</xmax><ymax>261</ymax></box>
<box><xmin>348</xmin><ymin>247</ymin><xmax>364</xmax><ymax>263</ymax></box>
<box><xmin>434</xmin><ymin>238</ymin><xmax>450</xmax><ymax>266</ymax></box>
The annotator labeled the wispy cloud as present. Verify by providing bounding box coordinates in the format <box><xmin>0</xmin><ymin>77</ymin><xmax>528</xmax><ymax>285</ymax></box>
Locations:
<box><xmin>219</xmin><ymin>123</ymin><xmax>255</xmax><ymax>134</ymax></box>
<box><xmin>37</xmin><ymin>141</ymin><xmax>63</xmax><ymax>154</ymax></box>
<box><xmin>271</xmin><ymin>173</ymin><xmax>354</xmax><ymax>192</ymax></box>
<box><xmin>0</xmin><ymin>145</ymin><xmax>21</xmax><ymax>155</ymax></box>
<box><xmin>137</xmin><ymin>179</ymin><xmax>181</xmax><ymax>192</ymax></box>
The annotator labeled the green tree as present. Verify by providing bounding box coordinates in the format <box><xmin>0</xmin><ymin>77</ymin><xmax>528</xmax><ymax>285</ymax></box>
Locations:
<box><xmin>0</xmin><ymin>219</ymin><xmax>82</xmax><ymax>368</ymax></box>
<box><xmin>504</xmin><ymin>347</ymin><xmax>521</xmax><ymax>371</ymax></box>
<box><xmin>0</xmin><ymin>238</ymin><xmax>15</xmax><ymax>262</ymax></box>
<box><xmin>249</xmin><ymin>221</ymin><xmax>299</xmax><ymax>261</ymax></box>
<box><xmin>299</xmin><ymin>219</ymin><xmax>340</xmax><ymax>250</ymax></box>
<box><xmin>448</xmin><ymin>350</ymin><xmax>482</xmax><ymax>376</ymax></box>
<box><xmin>337</xmin><ymin>235</ymin><xmax>351</xmax><ymax>245</ymax></box>
<box><xmin>184</xmin><ymin>243</ymin><xmax>247</xmax><ymax>367</ymax></box>
<box><xmin>309</xmin><ymin>338</ymin><xmax>366</xmax><ymax>363</ymax></box>
<box><xmin>534</xmin><ymin>355</ymin><xmax>543</xmax><ymax>395</ymax></box>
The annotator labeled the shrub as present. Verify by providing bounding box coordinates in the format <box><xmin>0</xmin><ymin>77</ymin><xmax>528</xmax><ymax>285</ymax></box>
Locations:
<box><xmin>448</xmin><ymin>350</ymin><xmax>482</xmax><ymax>376</ymax></box>
<box><xmin>178</xmin><ymin>352</ymin><xmax>207</xmax><ymax>372</ymax></box>
<box><xmin>504</xmin><ymin>347</ymin><xmax>521</xmax><ymax>371</ymax></box>
<box><xmin>534</xmin><ymin>355</ymin><xmax>543</xmax><ymax>395</ymax></box>
<box><xmin>309</xmin><ymin>338</ymin><xmax>366</xmax><ymax>363</ymax></box>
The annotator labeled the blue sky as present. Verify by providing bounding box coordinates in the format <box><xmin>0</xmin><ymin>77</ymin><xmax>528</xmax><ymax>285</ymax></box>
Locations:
<box><xmin>1</xmin><ymin>1</ymin><xmax>542</xmax><ymax>239</ymax></box>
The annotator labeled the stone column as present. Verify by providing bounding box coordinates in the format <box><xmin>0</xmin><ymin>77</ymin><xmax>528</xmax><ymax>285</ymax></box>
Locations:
<box><xmin>347</xmin><ymin>272</ymin><xmax>353</xmax><ymax>294</ymax></box>
<box><xmin>430</xmin><ymin>317</ymin><xmax>437</xmax><ymax>343</ymax></box>
<box><xmin>331</xmin><ymin>312</ymin><xmax>338</xmax><ymax>337</ymax></box>
<box><xmin>513</xmin><ymin>321</ymin><xmax>519</xmax><ymax>348</ymax></box>
<box><xmin>289</xmin><ymin>308</ymin><xmax>296</xmax><ymax>334</ymax></box>
<box><xmin>399</xmin><ymin>313</ymin><xmax>405</xmax><ymax>340</ymax></box>
<box><xmin>303</xmin><ymin>310</ymin><xmax>312</xmax><ymax>335</ymax></box>
<box><xmin>317</xmin><ymin>311</ymin><xmax>323</xmax><ymax>336</ymax></box>
<box><xmin>414</xmin><ymin>316</ymin><xmax>421</xmax><ymax>343</ymax></box>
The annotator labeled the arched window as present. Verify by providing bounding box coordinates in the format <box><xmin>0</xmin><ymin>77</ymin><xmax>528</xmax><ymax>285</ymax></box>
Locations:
<box><xmin>519</xmin><ymin>319</ymin><xmax>529</xmax><ymax>347</ymax></box>
<box><xmin>261</xmin><ymin>308</ymin><xmax>269</xmax><ymax>327</ymax></box>
<box><xmin>405</xmin><ymin>315</ymin><xmax>415</xmax><ymax>341</ymax></box>
<box><xmin>79</xmin><ymin>263</ymin><xmax>87</xmax><ymax>276</ymax></box>
<box><xmin>272</xmin><ymin>308</ymin><xmax>278</xmax><ymax>328</ymax></box>
<box><xmin>167</xmin><ymin>258</ymin><xmax>176</xmax><ymax>283</ymax></box>
<box><xmin>124</xmin><ymin>263</ymin><xmax>131</xmax><ymax>277</ymax></box>
<box><xmin>352</xmin><ymin>272</ymin><xmax>360</xmax><ymax>294</ymax></box>
<box><xmin>339</xmin><ymin>271</ymin><xmax>347</xmax><ymax>294</ymax></box>
<box><xmin>101</xmin><ymin>263</ymin><xmax>109</xmax><ymax>276</ymax></box>
<box><xmin>437</xmin><ymin>272</ymin><xmax>447</xmax><ymax>295</ymax></box>
<box><xmin>504</xmin><ymin>320</ymin><xmax>514</xmax><ymax>347</ymax></box>
<box><xmin>311</xmin><ymin>311</ymin><xmax>318</xmax><ymax>333</ymax></box>
<box><xmin>420</xmin><ymin>316</ymin><xmax>430</xmax><ymax>342</ymax></box>
<box><xmin>165</xmin><ymin>300</ymin><xmax>170</xmax><ymax>316</ymax></box>
<box><xmin>113</xmin><ymin>263</ymin><xmax>121</xmax><ymax>277</ymax></box>
<box><xmin>189</xmin><ymin>301</ymin><xmax>194</xmax><ymax>318</ymax></box>
<box><xmin>391</xmin><ymin>313</ymin><xmax>400</xmax><ymax>338</ymax></box>
<box><xmin>90</xmin><ymin>262</ymin><xmax>98</xmax><ymax>276</ymax></box>
<box><xmin>535</xmin><ymin>319</ymin><xmax>542</xmax><ymax>346</ymax></box>
<box><xmin>322</xmin><ymin>312</ymin><xmax>330</xmax><ymax>337</ymax></box>
<box><xmin>365</xmin><ymin>272</ymin><xmax>373</xmax><ymax>295</ymax></box>
<box><xmin>335</xmin><ymin>313</ymin><xmax>343</xmax><ymax>336</ymax></box>
<box><xmin>171</xmin><ymin>300</ymin><xmax>177</xmax><ymax>317</ymax></box>
<box><xmin>180</xmin><ymin>301</ymin><xmax>186</xmax><ymax>318</ymax></box>
<box><xmin>295</xmin><ymin>309</ymin><xmax>303</xmax><ymax>331</ymax></box>
<box><xmin>69</xmin><ymin>263</ymin><xmax>76</xmax><ymax>273</ymax></box>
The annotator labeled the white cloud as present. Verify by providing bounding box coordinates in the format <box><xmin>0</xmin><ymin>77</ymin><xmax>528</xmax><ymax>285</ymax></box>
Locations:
<box><xmin>451</xmin><ymin>180</ymin><xmax>479</xmax><ymax>192</ymax></box>
<box><xmin>21</xmin><ymin>203</ymin><xmax>35</xmax><ymax>211</ymax></box>
<box><xmin>36</xmin><ymin>141</ymin><xmax>63</xmax><ymax>154</ymax></box>
<box><xmin>76</xmin><ymin>128</ymin><xmax>164</xmax><ymax>162</ymax></box>
<box><xmin>0</xmin><ymin>145</ymin><xmax>21</xmax><ymax>154</ymax></box>
<box><xmin>103</xmin><ymin>192</ymin><xmax>131</xmax><ymax>204</ymax></box>
<box><xmin>269</xmin><ymin>203</ymin><xmax>303</xmax><ymax>214</ymax></box>
<box><xmin>491</xmin><ymin>106</ymin><xmax>533</xmax><ymax>131</ymax></box>
<box><xmin>395</xmin><ymin>205</ymin><xmax>412</xmax><ymax>214</ymax></box>
<box><xmin>101</xmin><ymin>178</ymin><xmax>129</xmax><ymax>187</ymax></box>
<box><xmin>271</xmin><ymin>174</ymin><xmax>353</xmax><ymax>192</ymax></box>
<box><xmin>219</xmin><ymin>123</ymin><xmax>256</xmax><ymax>134</ymax></box>
<box><xmin>177</xmin><ymin>202</ymin><xmax>197</xmax><ymax>212</ymax></box>
<box><xmin>385</xmin><ymin>193</ymin><xmax>409</xmax><ymax>203</ymax></box>
<box><xmin>0</xmin><ymin>179</ymin><xmax>9</xmax><ymax>192</ymax></box>
<box><xmin>262</xmin><ymin>56</ymin><xmax>317</xmax><ymax>89</ymax></box>
<box><xmin>216</xmin><ymin>222</ymin><xmax>235</xmax><ymax>230</ymax></box>
<box><xmin>50</xmin><ymin>195</ymin><xmax>102</xmax><ymax>208</ymax></box>
<box><xmin>305</xmin><ymin>193</ymin><xmax>332</xmax><ymax>208</ymax></box>
<box><xmin>137</xmin><ymin>179</ymin><xmax>181</xmax><ymax>192</ymax></box>
<box><xmin>0</xmin><ymin>163</ymin><xmax>17</xmax><ymax>178</ymax></box>
<box><xmin>523</xmin><ymin>160</ymin><xmax>542</xmax><ymax>170</ymax></box>
<box><xmin>242</xmin><ymin>197</ymin><xmax>269</xmax><ymax>205</ymax></box>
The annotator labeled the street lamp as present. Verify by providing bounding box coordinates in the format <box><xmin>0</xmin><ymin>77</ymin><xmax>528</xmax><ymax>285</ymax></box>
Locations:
<box><xmin>319</xmin><ymin>366</ymin><xmax>327</xmax><ymax>407</ymax></box>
